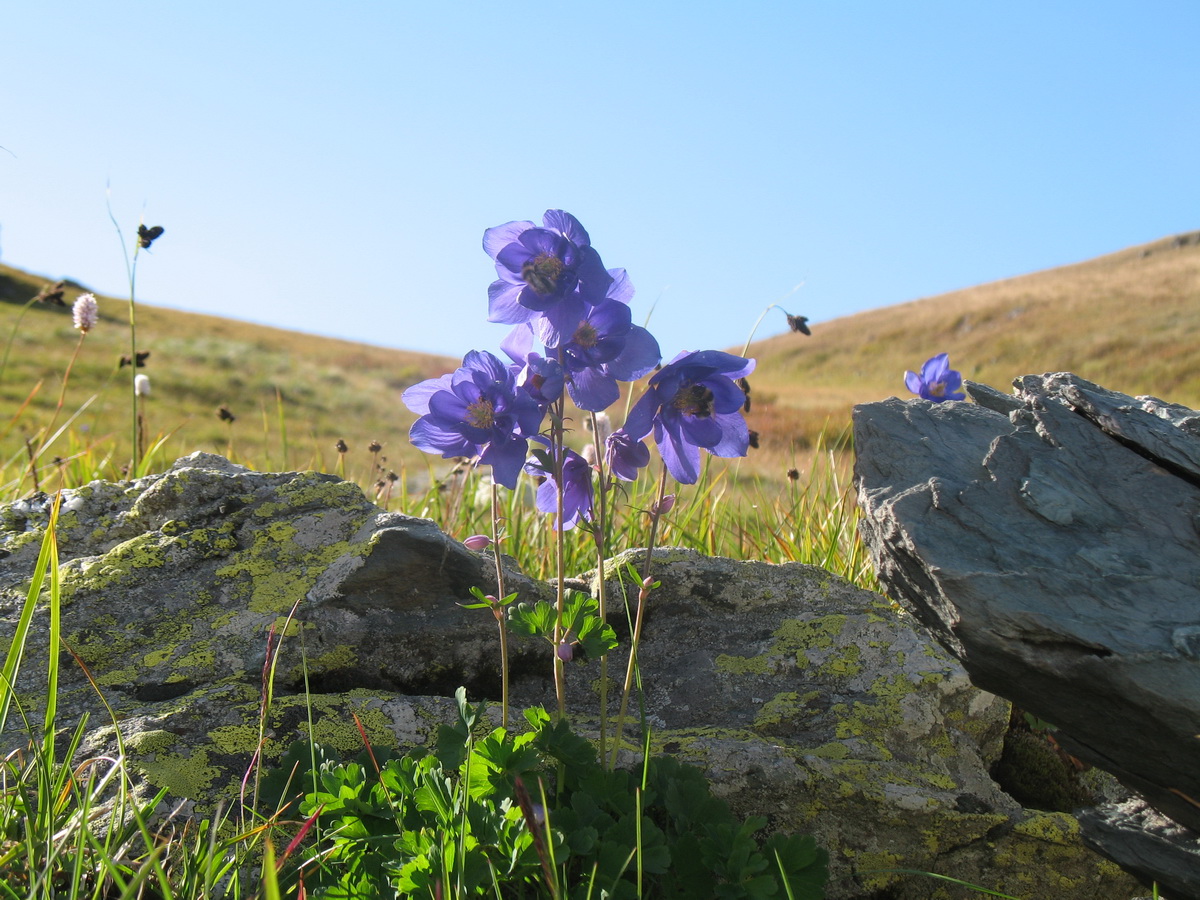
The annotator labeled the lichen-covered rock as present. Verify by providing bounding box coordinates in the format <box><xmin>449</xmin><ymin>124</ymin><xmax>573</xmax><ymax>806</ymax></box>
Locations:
<box><xmin>559</xmin><ymin>548</ymin><xmax>1138</xmax><ymax>899</ymax></box>
<box><xmin>0</xmin><ymin>454</ymin><xmax>1140</xmax><ymax>899</ymax></box>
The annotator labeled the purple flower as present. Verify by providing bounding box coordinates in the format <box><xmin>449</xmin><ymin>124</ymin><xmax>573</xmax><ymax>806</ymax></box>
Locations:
<box><xmin>499</xmin><ymin>324</ymin><xmax>565</xmax><ymax>409</ymax></box>
<box><xmin>463</xmin><ymin>534</ymin><xmax>492</xmax><ymax>551</ymax></box>
<box><xmin>556</xmin><ymin>296</ymin><xmax>661</xmax><ymax>411</ymax></box>
<box><xmin>402</xmin><ymin>350</ymin><xmax>544</xmax><ymax>489</ymax></box>
<box><xmin>484</xmin><ymin>210</ymin><xmax>613</xmax><ymax>346</ymax></box>
<box><xmin>604</xmin><ymin>429</ymin><xmax>651</xmax><ymax>481</ymax></box>
<box><xmin>622</xmin><ymin>350</ymin><xmax>756</xmax><ymax>485</ymax></box>
<box><xmin>525</xmin><ymin>445</ymin><xmax>594</xmax><ymax>531</ymax></box>
<box><xmin>905</xmin><ymin>353</ymin><xmax>965</xmax><ymax>402</ymax></box>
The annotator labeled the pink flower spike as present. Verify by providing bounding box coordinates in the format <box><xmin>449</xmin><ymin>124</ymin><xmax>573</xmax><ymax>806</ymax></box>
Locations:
<box><xmin>72</xmin><ymin>293</ymin><xmax>98</xmax><ymax>333</ymax></box>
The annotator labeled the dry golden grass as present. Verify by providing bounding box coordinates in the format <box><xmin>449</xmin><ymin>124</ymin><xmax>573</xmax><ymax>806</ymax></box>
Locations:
<box><xmin>739</xmin><ymin>231</ymin><xmax>1200</xmax><ymax>478</ymax></box>
<box><xmin>3</xmin><ymin>231</ymin><xmax>1197</xmax><ymax>490</ymax></box>
<box><xmin>0</xmin><ymin>263</ymin><xmax>456</xmax><ymax>486</ymax></box>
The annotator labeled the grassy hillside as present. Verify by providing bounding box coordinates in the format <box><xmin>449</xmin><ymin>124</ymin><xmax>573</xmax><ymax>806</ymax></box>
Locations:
<box><xmin>3</xmin><ymin>230</ymin><xmax>1198</xmax><ymax>495</ymax></box>
<box><xmin>740</xmin><ymin>231</ymin><xmax>1200</xmax><ymax>475</ymax></box>
<box><xmin>0</xmin><ymin>263</ymin><xmax>456</xmax><ymax>492</ymax></box>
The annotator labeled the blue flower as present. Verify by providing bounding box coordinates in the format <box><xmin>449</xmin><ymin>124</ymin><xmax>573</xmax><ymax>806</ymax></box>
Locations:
<box><xmin>484</xmin><ymin>210</ymin><xmax>613</xmax><ymax>347</ymax></box>
<box><xmin>556</xmin><ymin>287</ymin><xmax>661</xmax><ymax>411</ymax></box>
<box><xmin>905</xmin><ymin>353</ymin><xmax>965</xmax><ymax>402</ymax></box>
<box><xmin>604</xmin><ymin>429</ymin><xmax>651</xmax><ymax>482</ymax></box>
<box><xmin>402</xmin><ymin>350</ymin><xmax>544</xmax><ymax>489</ymax></box>
<box><xmin>525</xmin><ymin>445</ymin><xmax>594</xmax><ymax>531</ymax></box>
<box><xmin>503</xmin><ymin>268</ymin><xmax>660</xmax><ymax>412</ymax></box>
<box><xmin>622</xmin><ymin>350</ymin><xmax>756</xmax><ymax>485</ymax></box>
<box><xmin>499</xmin><ymin>325</ymin><xmax>565</xmax><ymax>409</ymax></box>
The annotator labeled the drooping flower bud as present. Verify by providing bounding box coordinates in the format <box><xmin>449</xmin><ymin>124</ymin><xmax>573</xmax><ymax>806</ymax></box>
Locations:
<box><xmin>463</xmin><ymin>534</ymin><xmax>492</xmax><ymax>551</ymax></box>
<box><xmin>556</xmin><ymin>641</ymin><xmax>574</xmax><ymax>662</ymax></box>
<box><xmin>651</xmin><ymin>494</ymin><xmax>676</xmax><ymax>516</ymax></box>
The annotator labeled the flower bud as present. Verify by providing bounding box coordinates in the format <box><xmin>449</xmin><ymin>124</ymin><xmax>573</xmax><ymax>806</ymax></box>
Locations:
<box><xmin>651</xmin><ymin>494</ymin><xmax>676</xmax><ymax>516</ymax></box>
<box><xmin>134</xmin><ymin>374</ymin><xmax>151</xmax><ymax>396</ymax></box>
<box><xmin>463</xmin><ymin>534</ymin><xmax>492</xmax><ymax>551</ymax></box>
<box><xmin>556</xmin><ymin>641</ymin><xmax>574</xmax><ymax>662</ymax></box>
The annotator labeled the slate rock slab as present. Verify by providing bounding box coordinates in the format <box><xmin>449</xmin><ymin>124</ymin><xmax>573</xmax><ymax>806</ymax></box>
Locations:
<box><xmin>854</xmin><ymin>373</ymin><xmax>1200</xmax><ymax>893</ymax></box>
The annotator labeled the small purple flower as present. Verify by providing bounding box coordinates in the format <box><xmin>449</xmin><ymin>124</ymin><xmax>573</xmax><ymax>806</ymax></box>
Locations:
<box><xmin>905</xmin><ymin>353</ymin><xmax>965</xmax><ymax>402</ymax></box>
<box><xmin>525</xmin><ymin>445</ymin><xmax>595</xmax><ymax>531</ymax></box>
<box><xmin>605</xmin><ymin>429</ymin><xmax>651</xmax><ymax>481</ymax></box>
<box><xmin>622</xmin><ymin>350</ymin><xmax>756</xmax><ymax>485</ymax></box>
<box><xmin>463</xmin><ymin>534</ymin><xmax>492</xmax><ymax>551</ymax></box>
<box><xmin>484</xmin><ymin>210</ymin><xmax>613</xmax><ymax>346</ymax></box>
<box><xmin>402</xmin><ymin>350</ymin><xmax>544</xmax><ymax>490</ymax></box>
<box><xmin>499</xmin><ymin>324</ymin><xmax>565</xmax><ymax>408</ymax></box>
<box><xmin>556</xmin><ymin>297</ymin><xmax>661</xmax><ymax>411</ymax></box>
<box><xmin>556</xmin><ymin>641</ymin><xmax>574</xmax><ymax>662</ymax></box>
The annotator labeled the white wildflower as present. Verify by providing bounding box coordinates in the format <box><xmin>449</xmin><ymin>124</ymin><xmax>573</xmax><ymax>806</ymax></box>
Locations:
<box><xmin>135</xmin><ymin>374</ymin><xmax>151</xmax><ymax>396</ymax></box>
<box><xmin>72</xmin><ymin>293</ymin><xmax>98</xmax><ymax>333</ymax></box>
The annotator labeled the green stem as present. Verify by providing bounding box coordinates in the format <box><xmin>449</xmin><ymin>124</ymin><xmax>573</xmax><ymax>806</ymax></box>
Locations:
<box><xmin>552</xmin><ymin>397</ymin><xmax>567</xmax><ymax>721</ymax></box>
<box><xmin>106</xmin><ymin>197</ymin><xmax>141</xmax><ymax>473</ymax></box>
<box><xmin>490</xmin><ymin>482</ymin><xmax>509</xmax><ymax>729</ymax></box>
<box><xmin>610</xmin><ymin>465</ymin><xmax>669</xmax><ymax>768</ymax></box>
<box><xmin>740</xmin><ymin>284</ymin><xmax>804</xmax><ymax>358</ymax></box>
<box><xmin>28</xmin><ymin>334</ymin><xmax>87</xmax><ymax>488</ymax></box>
<box><xmin>589</xmin><ymin>411</ymin><xmax>611</xmax><ymax>768</ymax></box>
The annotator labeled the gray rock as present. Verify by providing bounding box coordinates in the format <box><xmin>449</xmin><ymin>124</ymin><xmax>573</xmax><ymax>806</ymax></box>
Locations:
<box><xmin>1079</xmin><ymin>797</ymin><xmax>1200</xmax><ymax>900</ymax></box>
<box><xmin>0</xmin><ymin>453</ymin><xmax>1139</xmax><ymax>899</ymax></box>
<box><xmin>854</xmin><ymin>373</ymin><xmax>1200</xmax><ymax>893</ymax></box>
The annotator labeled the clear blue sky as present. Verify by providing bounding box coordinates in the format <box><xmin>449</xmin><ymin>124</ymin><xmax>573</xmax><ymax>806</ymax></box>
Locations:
<box><xmin>3</xmin><ymin>2</ymin><xmax>1197</xmax><ymax>360</ymax></box>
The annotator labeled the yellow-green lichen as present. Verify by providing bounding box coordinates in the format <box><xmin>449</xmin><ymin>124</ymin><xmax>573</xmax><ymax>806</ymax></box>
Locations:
<box><xmin>137</xmin><ymin>745</ymin><xmax>221</xmax><ymax>800</ymax></box>
<box><xmin>214</xmin><ymin>510</ymin><xmax>366</xmax><ymax>614</ymax></box>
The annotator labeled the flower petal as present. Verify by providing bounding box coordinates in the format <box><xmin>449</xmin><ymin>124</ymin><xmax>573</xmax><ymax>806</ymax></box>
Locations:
<box><xmin>542</xmin><ymin>210</ymin><xmax>591</xmax><ymax>248</ymax></box>
<box><xmin>483</xmin><ymin>220</ymin><xmax>535</xmax><ymax>259</ymax></box>
<box><xmin>410</xmin><ymin>415</ymin><xmax>476</xmax><ymax>458</ymax></box>
<box><xmin>655</xmin><ymin>419</ymin><xmax>702</xmax><ymax>485</ymax></box>
<box><xmin>605</xmin><ymin>325</ymin><xmax>660</xmax><ymax>381</ymax></box>
<box><xmin>488</xmin><ymin>280</ymin><xmax>537</xmax><ymax>324</ymax></box>
<box><xmin>479</xmin><ymin>435</ymin><xmax>528</xmax><ymax>490</ymax></box>
<box><xmin>568</xmin><ymin>366</ymin><xmax>620</xmax><ymax>412</ymax></box>
<box><xmin>401</xmin><ymin>374</ymin><xmax>454</xmax><ymax>415</ymax></box>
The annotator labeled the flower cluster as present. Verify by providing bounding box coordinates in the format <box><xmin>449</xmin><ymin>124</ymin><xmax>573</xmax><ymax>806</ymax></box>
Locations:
<box><xmin>404</xmin><ymin>210</ymin><xmax>756</xmax><ymax>527</ymax></box>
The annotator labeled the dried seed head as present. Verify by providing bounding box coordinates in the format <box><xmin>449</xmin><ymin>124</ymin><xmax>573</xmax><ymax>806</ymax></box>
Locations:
<box><xmin>786</xmin><ymin>467</ymin><xmax>800</xmax><ymax>481</ymax></box>
<box><xmin>368</xmin><ymin>440</ymin><xmax>383</xmax><ymax>453</ymax></box>
<box><xmin>335</xmin><ymin>439</ymin><xmax>349</xmax><ymax>454</ymax></box>
<box><xmin>785</xmin><ymin>312</ymin><xmax>811</xmax><ymax>335</ymax></box>
<box><xmin>748</xmin><ymin>430</ymin><xmax>760</xmax><ymax>449</ymax></box>
<box><xmin>217</xmin><ymin>406</ymin><xmax>236</xmax><ymax>423</ymax></box>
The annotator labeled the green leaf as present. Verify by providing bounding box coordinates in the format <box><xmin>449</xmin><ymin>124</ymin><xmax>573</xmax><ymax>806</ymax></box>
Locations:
<box><xmin>509</xmin><ymin>600</ymin><xmax>557</xmax><ymax>639</ymax></box>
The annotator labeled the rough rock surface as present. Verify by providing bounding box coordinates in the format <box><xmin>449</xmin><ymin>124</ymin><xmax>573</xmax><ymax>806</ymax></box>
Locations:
<box><xmin>0</xmin><ymin>452</ymin><xmax>1138</xmax><ymax>898</ymax></box>
<box><xmin>854</xmin><ymin>373</ymin><xmax>1200</xmax><ymax>894</ymax></box>
<box><xmin>1078</xmin><ymin>797</ymin><xmax>1200</xmax><ymax>900</ymax></box>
